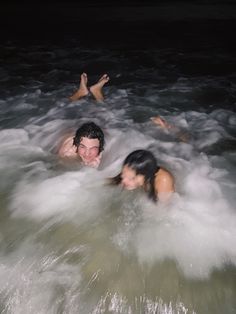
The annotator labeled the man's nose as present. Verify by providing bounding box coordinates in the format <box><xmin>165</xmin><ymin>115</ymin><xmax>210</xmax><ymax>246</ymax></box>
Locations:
<box><xmin>84</xmin><ymin>149</ymin><xmax>91</xmax><ymax>156</ymax></box>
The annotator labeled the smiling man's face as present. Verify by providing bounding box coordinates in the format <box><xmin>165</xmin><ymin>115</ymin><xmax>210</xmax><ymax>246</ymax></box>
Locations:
<box><xmin>77</xmin><ymin>136</ymin><xmax>100</xmax><ymax>165</ymax></box>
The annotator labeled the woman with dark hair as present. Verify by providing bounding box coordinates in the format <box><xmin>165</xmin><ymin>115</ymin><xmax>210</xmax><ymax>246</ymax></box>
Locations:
<box><xmin>112</xmin><ymin>150</ymin><xmax>174</xmax><ymax>202</ymax></box>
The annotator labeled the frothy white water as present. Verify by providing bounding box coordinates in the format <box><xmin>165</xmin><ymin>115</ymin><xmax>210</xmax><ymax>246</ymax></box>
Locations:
<box><xmin>0</xmin><ymin>241</ymin><xmax>83</xmax><ymax>314</ymax></box>
<box><xmin>3</xmin><ymin>102</ymin><xmax>236</xmax><ymax>281</ymax></box>
<box><xmin>1</xmin><ymin>41</ymin><xmax>236</xmax><ymax>312</ymax></box>
<box><xmin>9</xmin><ymin>125</ymin><xmax>155</xmax><ymax>223</ymax></box>
<box><xmin>0</xmin><ymin>238</ymin><xmax>194</xmax><ymax>314</ymax></box>
<box><xmin>10</xmin><ymin>170</ymin><xmax>110</xmax><ymax>222</ymax></box>
<box><xmin>0</xmin><ymin>128</ymin><xmax>47</xmax><ymax>191</ymax></box>
<box><xmin>132</xmin><ymin>154</ymin><xmax>236</xmax><ymax>279</ymax></box>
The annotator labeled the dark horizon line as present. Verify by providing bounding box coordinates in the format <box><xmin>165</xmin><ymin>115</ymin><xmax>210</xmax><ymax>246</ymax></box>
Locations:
<box><xmin>1</xmin><ymin>0</ymin><xmax>236</xmax><ymax>3</ymax></box>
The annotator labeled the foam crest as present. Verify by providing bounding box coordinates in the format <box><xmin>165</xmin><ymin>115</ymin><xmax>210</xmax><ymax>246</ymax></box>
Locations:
<box><xmin>10</xmin><ymin>168</ymin><xmax>111</xmax><ymax>223</ymax></box>
<box><xmin>25</xmin><ymin>119</ymin><xmax>72</xmax><ymax>153</ymax></box>
<box><xmin>0</xmin><ymin>128</ymin><xmax>48</xmax><ymax>190</ymax></box>
<box><xmin>101</xmin><ymin>128</ymin><xmax>155</xmax><ymax>172</ymax></box>
<box><xmin>0</xmin><ymin>128</ymin><xmax>29</xmax><ymax>146</ymax></box>
<box><xmin>133</xmin><ymin>156</ymin><xmax>236</xmax><ymax>279</ymax></box>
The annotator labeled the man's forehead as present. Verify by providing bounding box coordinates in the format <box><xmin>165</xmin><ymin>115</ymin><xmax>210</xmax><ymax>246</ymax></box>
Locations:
<box><xmin>80</xmin><ymin>137</ymin><xmax>99</xmax><ymax>147</ymax></box>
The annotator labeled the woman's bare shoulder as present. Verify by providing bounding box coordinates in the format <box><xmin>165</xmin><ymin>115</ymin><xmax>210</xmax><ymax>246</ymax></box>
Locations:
<box><xmin>156</xmin><ymin>168</ymin><xmax>174</xmax><ymax>182</ymax></box>
<box><xmin>155</xmin><ymin>168</ymin><xmax>175</xmax><ymax>200</ymax></box>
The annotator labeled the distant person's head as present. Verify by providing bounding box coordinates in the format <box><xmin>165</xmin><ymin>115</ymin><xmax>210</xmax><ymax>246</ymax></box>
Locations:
<box><xmin>112</xmin><ymin>149</ymin><xmax>159</xmax><ymax>201</ymax></box>
<box><xmin>73</xmin><ymin>122</ymin><xmax>105</xmax><ymax>164</ymax></box>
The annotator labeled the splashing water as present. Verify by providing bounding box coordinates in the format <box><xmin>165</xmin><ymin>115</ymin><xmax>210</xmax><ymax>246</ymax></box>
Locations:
<box><xmin>0</xmin><ymin>37</ymin><xmax>236</xmax><ymax>313</ymax></box>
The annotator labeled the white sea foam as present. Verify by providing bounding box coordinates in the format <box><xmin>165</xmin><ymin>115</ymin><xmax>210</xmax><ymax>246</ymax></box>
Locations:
<box><xmin>10</xmin><ymin>169</ymin><xmax>107</xmax><ymax>222</ymax></box>
<box><xmin>1</xmin><ymin>40</ymin><xmax>236</xmax><ymax>314</ymax></box>
<box><xmin>4</xmin><ymin>104</ymin><xmax>236</xmax><ymax>280</ymax></box>
<box><xmin>0</xmin><ymin>241</ymin><xmax>82</xmax><ymax>314</ymax></box>
<box><xmin>132</xmin><ymin>155</ymin><xmax>236</xmax><ymax>279</ymax></box>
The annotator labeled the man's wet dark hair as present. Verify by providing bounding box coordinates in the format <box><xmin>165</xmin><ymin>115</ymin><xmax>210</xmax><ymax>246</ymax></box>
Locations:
<box><xmin>112</xmin><ymin>149</ymin><xmax>160</xmax><ymax>202</ymax></box>
<box><xmin>73</xmin><ymin>122</ymin><xmax>105</xmax><ymax>153</ymax></box>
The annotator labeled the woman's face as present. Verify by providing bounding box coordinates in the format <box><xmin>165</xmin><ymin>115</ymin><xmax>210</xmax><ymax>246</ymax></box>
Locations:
<box><xmin>121</xmin><ymin>165</ymin><xmax>145</xmax><ymax>190</ymax></box>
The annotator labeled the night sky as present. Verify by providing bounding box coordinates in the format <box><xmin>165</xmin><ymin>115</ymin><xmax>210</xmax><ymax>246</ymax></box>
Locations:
<box><xmin>1</xmin><ymin>1</ymin><xmax>236</xmax><ymax>50</ymax></box>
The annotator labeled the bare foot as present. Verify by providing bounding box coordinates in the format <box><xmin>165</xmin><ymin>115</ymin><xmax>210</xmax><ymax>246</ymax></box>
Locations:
<box><xmin>90</xmin><ymin>74</ymin><xmax>109</xmax><ymax>101</ymax></box>
<box><xmin>69</xmin><ymin>73</ymin><xmax>89</xmax><ymax>101</ymax></box>
<box><xmin>151</xmin><ymin>116</ymin><xmax>171</xmax><ymax>129</ymax></box>
<box><xmin>151</xmin><ymin>116</ymin><xmax>189</xmax><ymax>142</ymax></box>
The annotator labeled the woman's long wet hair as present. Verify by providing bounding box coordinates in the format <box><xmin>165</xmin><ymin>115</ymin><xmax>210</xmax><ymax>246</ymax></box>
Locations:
<box><xmin>73</xmin><ymin>122</ymin><xmax>105</xmax><ymax>153</ymax></box>
<box><xmin>112</xmin><ymin>149</ymin><xmax>160</xmax><ymax>202</ymax></box>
